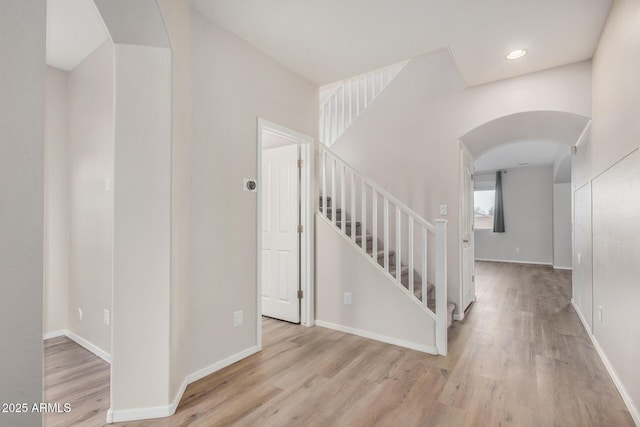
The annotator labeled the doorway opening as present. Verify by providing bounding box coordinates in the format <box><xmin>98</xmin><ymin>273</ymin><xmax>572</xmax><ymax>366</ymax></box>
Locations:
<box><xmin>256</xmin><ymin>118</ymin><xmax>314</xmax><ymax>348</ymax></box>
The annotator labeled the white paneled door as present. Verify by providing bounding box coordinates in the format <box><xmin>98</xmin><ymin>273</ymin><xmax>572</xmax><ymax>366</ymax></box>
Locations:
<box><xmin>461</xmin><ymin>147</ymin><xmax>476</xmax><ymax>312</ymax></box>
<box><xmin>261</xmin><ymin>143</ymin><xmax>300</xmax><ymax>323</ymax></box>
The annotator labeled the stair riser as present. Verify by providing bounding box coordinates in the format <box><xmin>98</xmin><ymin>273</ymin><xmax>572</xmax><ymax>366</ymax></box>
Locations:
<box><xmin>325</xmin><ymin>212</ymin><xmax>346</xmax><ymax>222</ymax></box>
<box><xmin>319</xmin><ymin>197</ymin><xmax>332</xmax><ymax>208</ymax></box>
<box><xmin>338</xmin><ymin>224</ymin><xmax>362</xmax><ymax>235</ymax></box>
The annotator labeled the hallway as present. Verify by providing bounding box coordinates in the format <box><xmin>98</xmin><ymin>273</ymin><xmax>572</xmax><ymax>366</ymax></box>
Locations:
<box><xmin>45</xmin><ymin>262</ymin><xmax>634</xmax><ymax>426</ymax></box>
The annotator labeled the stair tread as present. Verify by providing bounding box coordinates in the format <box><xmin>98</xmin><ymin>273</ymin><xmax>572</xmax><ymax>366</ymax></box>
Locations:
<box><xmin>355</xmin><ymin>233</ymin><xmax>373</xmax><ymax>241</ymax></box>
<box><xmin>388</xmin><ymin>264</ymin><xmax>409</xmax><ymax>275</ymax></box>
<box><xmin>335</xmin><ymin>220</ymin><xmax>361</xmax><ymax>227</ymax></box>
<box><xmin>367</xmin><ymin>248</ymin><xmax>394</xmax><ymax>257</ymax></box>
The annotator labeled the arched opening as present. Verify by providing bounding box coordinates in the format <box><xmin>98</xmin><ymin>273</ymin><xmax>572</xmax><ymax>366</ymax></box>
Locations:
<box><xmin>458</xmin><ymin>110</ymin><xmax>590</xmax><ymax>315</ymax></box>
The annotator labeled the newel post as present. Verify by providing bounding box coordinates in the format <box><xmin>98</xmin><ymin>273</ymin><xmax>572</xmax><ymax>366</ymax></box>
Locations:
<box><xmin>435</xmin><ymin>220</ymin><xmax>448</xmax><ymax>356</ymax></box>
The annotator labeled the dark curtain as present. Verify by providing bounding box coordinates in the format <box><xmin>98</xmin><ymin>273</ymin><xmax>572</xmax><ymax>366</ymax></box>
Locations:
<box><xmin>493</xmin><ymin>171</ymin><xmax>505</xmax><ymax>233</ymax></box>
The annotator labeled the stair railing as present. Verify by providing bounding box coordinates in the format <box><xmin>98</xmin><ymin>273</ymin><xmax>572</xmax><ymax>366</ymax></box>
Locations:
<box><xmin>319</xmin><ymin>60</ymin><xmax>408</xmax><ymax>147</ymax></box>
<box><xmin>318</xmin><ymin>145</ymin><xmax>448</xmax><ymax>355</ymax></box>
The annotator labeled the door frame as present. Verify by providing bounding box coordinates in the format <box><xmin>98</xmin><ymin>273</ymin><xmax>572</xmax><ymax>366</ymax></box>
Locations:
<box><xmin>256</xmin><ymin>118</ymin><xmax>314</xmax><ymax>349</ymax></box>
<box><xmin>458</xmin><ymin>142</ymin><xmax>476</xmax><ymax>320</ymax></box>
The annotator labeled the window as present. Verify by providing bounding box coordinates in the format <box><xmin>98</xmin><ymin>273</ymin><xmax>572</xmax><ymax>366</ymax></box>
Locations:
<box><xmin>474</xmin><ymin>190</ymin><xmax>495</xmax><ymax>229</ymax></box>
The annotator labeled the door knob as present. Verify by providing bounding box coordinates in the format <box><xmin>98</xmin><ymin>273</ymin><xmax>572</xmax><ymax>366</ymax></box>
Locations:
<box><xmin>463</xmin><ymin>239</ymin><xmax>469</xmax><ymax>243</ymax></box>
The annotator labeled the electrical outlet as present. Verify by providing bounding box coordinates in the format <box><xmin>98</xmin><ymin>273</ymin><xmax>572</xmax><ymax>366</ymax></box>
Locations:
<box><xmin>104</xmin><ymin>176</ymin><xmax>112</xmax><ymax>192</ymax></box>
<box><xmin>104</xmin><ymin>309</ymin><xmax>110</xmax><ymax>326</ymax></box>
<box><xmin>344</xmin><ymin>292</ymin><xmax>352</xmax><ymax>305</ymax></box>
<box><xmin>233</xmin><ymin>310</ymin><xmax>243</xmax><ymax>327</ymax></box>
<box><xmin>77</xmin><ymin>307</ymin><xmax>83</xmax><ymax>322</ymax></box>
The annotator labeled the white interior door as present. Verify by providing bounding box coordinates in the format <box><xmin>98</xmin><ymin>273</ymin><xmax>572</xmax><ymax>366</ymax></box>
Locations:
<box><xmin>461</xmin><ymin>147</ymin><xmax>476</xmax><ymax>311</ymax></box>
<box><xmin>261</xmin><ymin>143</ymin><xmax>300</xmax><ymax>323</ymax></box>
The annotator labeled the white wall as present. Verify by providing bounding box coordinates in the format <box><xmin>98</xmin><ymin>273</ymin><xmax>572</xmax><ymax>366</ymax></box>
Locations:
<box><xmin>110</xmin><ymin>43</ymin><xmax>173</xmax><ymax>414</ymax></box>
<box><xmin>0</xmin><ymin>2</ymin><xmax>45</xmax><ymax>426</ymax></box>
<box><xmin>157</xmin><ymin>0</ymin><xmax>192</xmax><ymax>404</ymax></box>
<box><xmin>188</xmin><ymin>9</ymin><xmax>317</xmax><ymax>375</ymax></box>
<box><xmin>332</xmin><ymin>52</ymin><xmax>591</xmax><ymax>314</ymax></box>
<box><xmin>573</xmin><ymin>183</ymin><xmax>593</xmax><ymax>332</ymax></box>
<box><xmin>591</xmin><ymin>150</ymin><xmax>640</xmax><ymax>419</ymax></box>
<box><xmin>571</xmin><ymin>0</ymin><xmax>640</xmax><ymax>421</ymax></box>
<box><xmin>552</xmin><ymin>183</ymin><xmax>572</xmax><ymax>269</ymax></box>
<box><xmin>474</xmin><ymin>167</ymin><xmax>553</xmax><ymax>265</ymax></box>
<box><xmin>574</xmin><ymin>0</ymin><xmax>640</xmax><ymax>190</ymax></box>
<box><xmin>66</xmin><ymin>41</ymin><xmax>114</xmax><ymax>355</ymax></box>
<box><xmin>316</xmin><ymin>218</ymin><xmax>437</xmax><ymax>352</ymax></box>
<box><xmin>45</xmin><ymin>66</ymin><xmax>69</xmax><ymax>335</ymax></box>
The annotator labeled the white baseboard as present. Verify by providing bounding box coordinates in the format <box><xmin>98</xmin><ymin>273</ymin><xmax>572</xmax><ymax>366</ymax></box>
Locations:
<box><xmin>107</xmin><ymin>345</ymin><xmax>259</xmax><ymax>424</ymax></box>
<box><xmin>44</xmin><ymin>329</ymin><xmax>111</xmax><ymax>364</ymax></box>
<box><xmin>475</xmin><ymin>258</ymin><xmax>552</xmax><ymax>266</ymax></box>
<box><xmin>185</xmin><ymin>346</ymin><xmax>259</xmax><ymax>385</ymax></box>
<box><xmin>65</xmin><ymin>330</ymin><xmax>111</xmax><ymax>364</ymax></box>
<box><xmin>570</xmin><ymin>301</ymin><xmax>639</xmax><ymax>426</ymax></box>
<box><xmin>43</xmin><ymin>329</ymin><xmax>66</xmax><ymax>340</ymax></box>
<box><xmin>553</xmin><ymin>265</ymin><xmax>572</xmax><ymax>270</ymax></box>
<box><xmin>315</xmin><ymin>320</ymin><xmax>437</xmax><ymax>355</ymax></box>
<box><xmin>106</xmin><ymin>403</ymin><xmax>174</xmax><ymax>424</ymax></box>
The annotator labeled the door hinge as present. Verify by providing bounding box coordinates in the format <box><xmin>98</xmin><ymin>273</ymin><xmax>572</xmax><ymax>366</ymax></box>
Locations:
<box><xmin>471</xmin><ymin>174</ymin><xmax>474</xmax><ymax>180</ymax></box>
<box><xmin>472</xmin><ymin>275</ymin><xmax>475</xmax><ymax>282</ymax></box>
<box><xmin>297</xmin><ymin>290</ymin><xmax>304</xmax><ymax>299</ymax></box>
<box><xmin>298</xmin><ymin>159</ymin><xmax>304</xmax><ymax>168</ymax></box>
<box><xmin>298</xmin><ymin>224</ymin><xmax>303</xmax><ymax>233</ymax></box>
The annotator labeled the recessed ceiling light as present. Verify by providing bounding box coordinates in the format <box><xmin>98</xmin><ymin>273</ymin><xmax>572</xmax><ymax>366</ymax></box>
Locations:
<box><xmin>506</xmin><ymin>49</ymin><xmax>527</xmax><ymax>60</ymax></box>
<box><xmin>517</xmin><ymin>162</ymin><xmax>529</xmax><ymax>166</ymax></box>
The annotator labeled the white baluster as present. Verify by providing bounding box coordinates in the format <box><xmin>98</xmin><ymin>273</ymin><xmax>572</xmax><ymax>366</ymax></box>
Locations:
<box><xmin>348</xmin><ymin>79</ymin><xmax>353</xmax><ymax>124</ymax></box>
<box><xmin>435</xmin><ymin>220</ymin><xmax>448</xmax><ymax>356</ymax></box>
<box><xmin>356</xmin><ymin>77</ymin><xmax>361</xmax><ymax>115</ymax></box>
<box><xmin>408</xmin><ymin>216</ymin><xmax>414</xmax><ymax>296</ymax></box>
<box><xmin>422</xmin><ymin>226</ymin><xmax>427</xmax><ymax>307</ymax></box>
<box><xmin>364</xmin><ymin>75</ymin><xmax>369</xmax><ymax>107</ymax></box>
<box><xmin>351</xmin><ymin>171</ymin><xmax>356</xmax><ymax>241</ymax></box>
<box><xmin>396</xmin><ymin>206</ymin><xmax>401</xmax><ymax>282</ymax></box>
<box><xmin>340</xmin><ymin>163</ymin><xmax>346</xmax><ymax>234</ymax></box>
<box><xmin>372</xmin><ymin>190</ymin><xmax>378</xmax><ymax>261</ymax></box>
<box><xmin>322</xmin><ymin>150</ymin><xmax>327</xmax><ymax>216</ymax></box>
<box><xmin>361</xmin><ymin>181</ymin><xmax>367</xmax><ymax>251</ymax></box>
<box><xmin>320</xmin><ymin>105</ymin><xmax>325</xmax><ymax>143</ymax></box>
<box><xmin>339</xmin><ymin>86</ymin><xmax>345</xmax><ymax>135</ymax></box>
<box><xmin>331</xmin><ymin>157</ymin><xmax>336</xmax><ymax>225</ymax></box>
<box><xmin>331</xmin><ymin>92</ymin><xmax>338</xmax><ymax>144</ymax></box>
<box><xmin>384</xmin><ymin>198</ymin><xmax>389</xmax><ymax>272</ymax></box>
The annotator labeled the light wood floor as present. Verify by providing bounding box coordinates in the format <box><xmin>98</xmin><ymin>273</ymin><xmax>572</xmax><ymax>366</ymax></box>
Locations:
<box><xmin>45</xmin><ymin>262</ymin><xmax>635</xmax><ymax>426</ymax></box>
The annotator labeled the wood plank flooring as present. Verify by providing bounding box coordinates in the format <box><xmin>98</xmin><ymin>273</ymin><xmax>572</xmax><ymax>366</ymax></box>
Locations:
<box><xmin>45</xmin><ymin>262</ymin><xmax>635</xmax><ymax>426</ymax></box>
<box><xmin>44</xmin><ymin>336</ymin><xmax>110</xmax><ymax>426</ymax></box>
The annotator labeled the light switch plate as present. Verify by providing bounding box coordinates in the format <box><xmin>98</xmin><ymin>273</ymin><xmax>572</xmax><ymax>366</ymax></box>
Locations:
<box><xmin>440</xmin><ymin>204</ymin><xmax>447</xmax><ymax>215</ymax></box>
<box><xmin>344</xmin><ymin>292</ymin><xmax>352</xmax><ymax>305</ymax></box>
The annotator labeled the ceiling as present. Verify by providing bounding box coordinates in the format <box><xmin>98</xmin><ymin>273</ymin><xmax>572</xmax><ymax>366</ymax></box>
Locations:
<box><xmin>46</xmin><ymin>0</ymin><xmax>108</xmax><ymax>70</ymax></box>
<box><xmin>192</xmin><ymin>0</ymin><xmax>612</xmax><ymax>86</ymax></box>
<box><xmin>48</xmin><ymin>1</ymin><xmax>612</xmax><ymax>84</ymax></box>
<box><xmin>474</xmin><ymin>140</ymin><xmax>568</xmax><ymax>173</ymax></box>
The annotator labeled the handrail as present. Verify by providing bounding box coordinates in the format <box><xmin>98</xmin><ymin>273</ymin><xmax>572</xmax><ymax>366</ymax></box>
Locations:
<box><xmin>321</xmin><ymin>146</ymin><xmax>435</xmax><ymax>233</ymax></box>
<box><xmin>318</xmin><ymin>144</ymin><xmax>448</xmax><ymax>355</ymax></box>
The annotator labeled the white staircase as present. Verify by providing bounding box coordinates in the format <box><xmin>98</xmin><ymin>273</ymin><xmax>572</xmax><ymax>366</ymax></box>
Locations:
<box><xmin>318</xmin><ymin>145</ymin><xmax>453</xmax><ymax>355</ymax></box>
<box><xmin>320</xmin><ymin>60</ymin><xmax>408</xmax><ymax>147</ymax></box>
